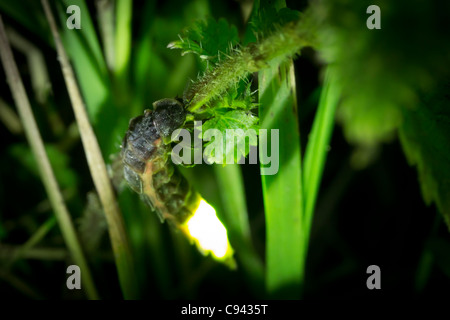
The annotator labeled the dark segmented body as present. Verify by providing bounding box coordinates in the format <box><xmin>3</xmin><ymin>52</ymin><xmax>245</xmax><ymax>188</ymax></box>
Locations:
<box><xmin>121</xmin><ymin>99</ymin><xmax>200</xmax><ymax>225</ymax></box>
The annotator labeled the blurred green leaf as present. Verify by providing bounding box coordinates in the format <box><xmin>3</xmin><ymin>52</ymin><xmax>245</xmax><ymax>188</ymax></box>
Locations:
<box><xmin>8</xmin><ymin>143</ymin><xmax>78</xmax><ymax>190</ymax></box>
<box><xmin>114</xmin><ymin>0</ymin><xmax>133</xmax><ymax>78</ymax></box>
<box><xmin>251</xmin><ymin>6</ymin><xmax>300</xmax><ymax>36</ymax></box>
<box><xmin>314</xmin><ymin>0</ymin><xmax>450</xmax><ymax>146</ymax></box>
<box><xmin>0</xmin><ymin>0</ymin><xmax>52</xmax><ymax>44</ymax></box>
<box><xmin>399</xmin><ymin>82</ymin><xmax>450</xmax><ymax>229</ymax></box>
<box><xmin>427</xmin><ymin>237</ymin><xmax>450</xmax><ymax>279</ymax></box>
<box><xmin>78</xmin><ymin>192</ymin><xmax>107</xmax><ymax>255</ymax></box>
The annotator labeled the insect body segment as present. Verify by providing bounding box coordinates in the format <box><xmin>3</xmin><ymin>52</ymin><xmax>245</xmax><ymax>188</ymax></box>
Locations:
<box><xmin>121</xmin><ymin>99</ymin><xmax>200</xmax><ymax>225</ymax></box>
<box><xmin>121</xmin><ymin>98</ymin><xmax>235</xmax><ymax>266</ymax></box>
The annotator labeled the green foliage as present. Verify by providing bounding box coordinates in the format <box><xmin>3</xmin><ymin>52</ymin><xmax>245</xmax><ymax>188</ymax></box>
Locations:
<box><xmin>1</xmin><ymin>0</ymin><xmax>450</xmax><ymax>300</ymax></box>
<box><xmin>168</xmin><ymin>17</ymin><xmax>239</xmax><ymax>69</ymax></box>
<box><xmin>399</xmin><ymin>82</ymin><xmax>450</xmax><ymax>229</ymax></box>
<box><xmin>314</xmin><ymin>0</ymin><xmax>450</xmax><ymax>146</ymax></box>
<box><xmin>314</xmin><ymin>0</ymin><xmax>450</xmax><ymax>228</ymax></box>
<box><xmin>8</xmin><ymin>144</ymin><xmax>78</xmax><ymax>190</ymax></box>
<box><xmin>258</xmin><ymin>57</ymin><xmax>303</xmax><ymax>298</ymax></box>
<box><xmin>170</xmin><ymin>17</ymin><xmax>259</xmax><ymax>164</ymax></box>
<box><xmin>210</xmin><ymin>81</ymin><xmax>257</xmax><ymax>111</ymax></box>
<box><xmin>0</xmin><ymin>1</ymin><xmax>52</xmax><ymax>43</ymax></box>
<box><xmin>302</xmin><ymin>68</ymin><xmax>340</xmax><ymax>261</ymax></box>
<box><xmin>201</xmin><ymin>109</ymin><xmax>258</xmax><ymax>164</ymax></box>
<box><xmin>57</xmin><ymin>0</ymin><xmax>110</xmax><ymax>123</ymax></box>
<box><xmin>253</xmin><ymin>0</ymin><xmax>304</xmax><ymax>298</ymax></box>
<box><xmin>170</xmin><ymin>17</ymin><xmax>253</xmax><ymax>111</ymax></box>
<box><xmin>251</xmin><ymin>6</ymin><xmax>300</xmax><ymax>36</ymax></box>
<box><xmin>173</xmin><ymin>3</ymin><xmax>315</xmax><ymax>112</ymax></box>
<box><xmin>169</xmin><ymin>11</ymin><xmax>267</xmax><ymax>291</ymax></box>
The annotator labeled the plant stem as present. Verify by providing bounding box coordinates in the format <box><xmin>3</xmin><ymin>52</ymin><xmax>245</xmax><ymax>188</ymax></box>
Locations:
<box><xmin>0</xmin><ymin>14</ymin><xmax>99</xmax><ymax>300</ymax></box>
<box><xmin>6</xmin><ymin>217</ymin><xmax>56</xmax><ymax>268</ymax></box>
<box><xmin>6</xmin><ymin>27</ymin><xmax>51</xmax><ymax>104</ymax></box>
<box><xmin>302</xmin><ymin>68</ymin><xmax>340</xmax><ymax>261</ymax></box>
<box><xmin>41</xmin><ymin>0</ymin><xmax>138</xmax><ymax>299</ymax></box>
<box><xmin>0</xmin><ymin>244</ymin><xmax>67</xmax><ymax>261</ymax></box>
<box><xmin>0</xmin><ymin>98</ymin><xmax>22</xmax><ymax>134</ymax></box>
<box><xmin>186</xmin><ymin>10</ymin><xmax>317</xmax><ymax>112</ymax></box>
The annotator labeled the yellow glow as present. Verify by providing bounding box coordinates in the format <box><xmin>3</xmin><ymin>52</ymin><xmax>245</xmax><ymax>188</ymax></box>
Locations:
<box><xmin>185</xmin><ymin>199</ymin><xmax>233</xmax><ymax>261</ymax></box>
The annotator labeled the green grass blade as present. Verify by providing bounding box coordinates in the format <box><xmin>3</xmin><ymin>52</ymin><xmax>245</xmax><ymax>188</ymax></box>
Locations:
<box><xmin>302</xmin><ymin>68</ymin><xmax>340</xmax><ymax>255</ymax></box>
<box><xmin>0</xmin><ymin>1</ymin><xmax>51</xmax><ymax>43</ymax></box>
<box><xmin>96</xmin><ymin>0</ymin><xmax>115</xmax><ymax>71</ymax></box>
<box><xmin>258</xmin><ymin>59</ymin><xmax>303</xmax><ymax>298</ymax></box>
<box><xmin>214</xmin><ymin>165</ymin><xmax>252</xmax><ymax>244</ymax></box>
<box><xmin>58</xmin><ymin>0</ymin><xmax>109</xmax><ymax>122</ymax></box>
<box><xmin>414</xmin><ymin>214</ymin><xmax>441</xmax><ymax>292</ymax></box>
<box><xmin>42</xmin><ymin>0</ymin><xmax>138</xmax><ymax>299</ymax></box>
<box><xmin>214</xmin><ymin>164</ymin><xmax>264</xmax><ymax>294</ymax></box>
<box><xmin>114</xmin><ymin>0</ymin><xmax>132</xmax><ymax>78</ymax></box>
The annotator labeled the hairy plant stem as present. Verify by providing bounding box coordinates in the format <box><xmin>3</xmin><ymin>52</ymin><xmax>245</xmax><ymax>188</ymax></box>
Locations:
<box><xmin>186</xmin><ymin>11</ymin><xmax>317</xmax><ymax>112</ymax></box>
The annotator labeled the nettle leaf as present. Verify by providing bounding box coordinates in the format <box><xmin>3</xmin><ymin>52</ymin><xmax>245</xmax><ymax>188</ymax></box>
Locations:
<box><xmin>188</xmin><ymin>78</ymin><xmax>257</xmax><ymax>117</ymax></box>
<box><xmin>399</xmin><ymin>82</ymin><xmax>450</xmax><ymax>229</ymax></box>
<box><xmin>168</xmin><ymin>17</ymin><xmax>239</xmax><ymax>68</ymax></box>
<box><xmin>200</xmin><ymin>110</ymin><xmax>258</xmax><ymax>164</ymax></box>
<box><xmin>211</xmin><ymin>81</ymin><xmax>257</xmax><ymax>111</ymax></box>
<box><xmin>315</xmin><ymin>0</ymin><xmax>450</xmax><ymax>146</ymax></box>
